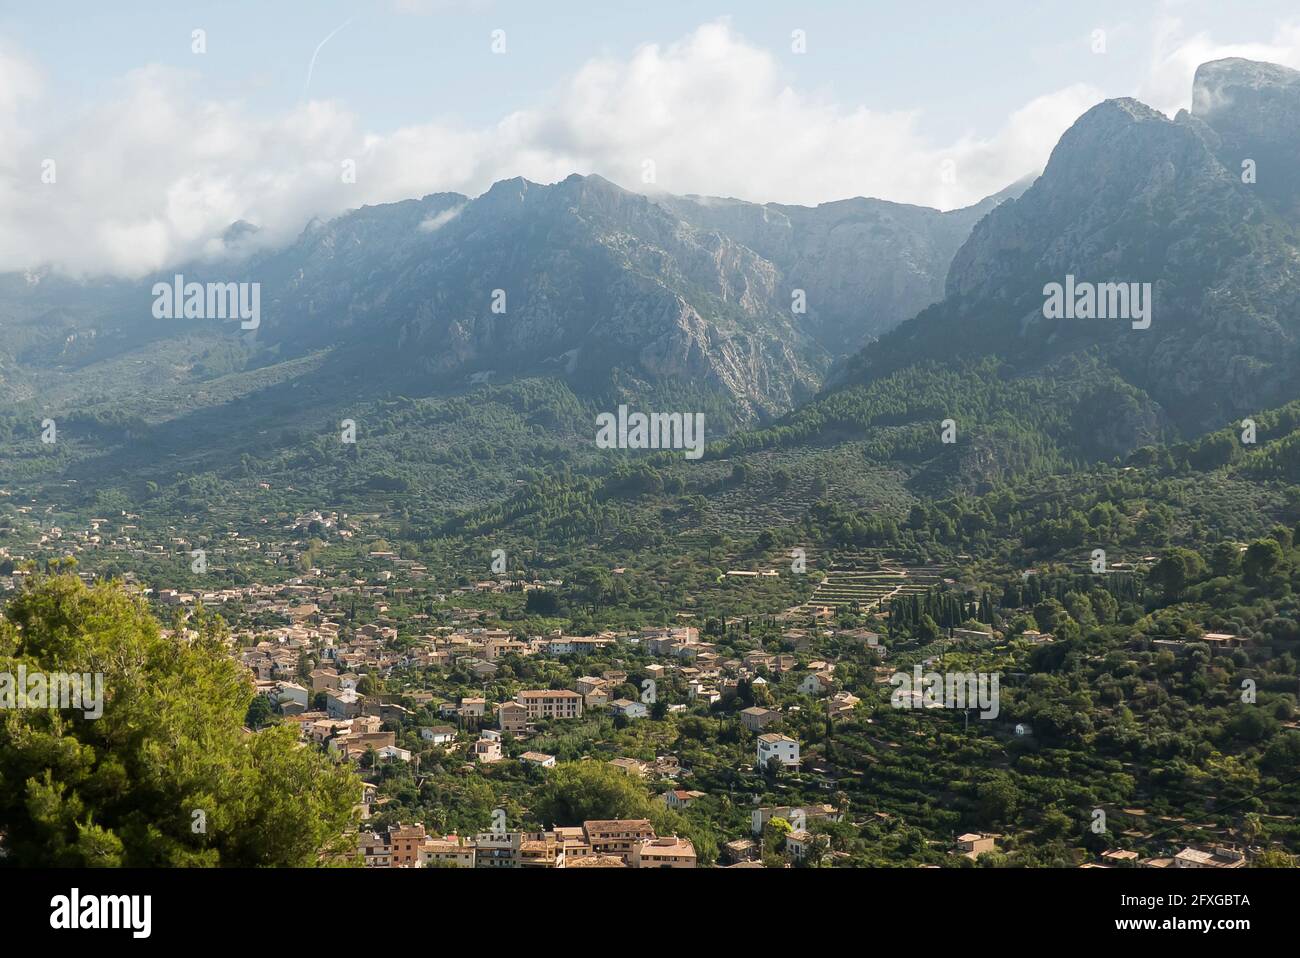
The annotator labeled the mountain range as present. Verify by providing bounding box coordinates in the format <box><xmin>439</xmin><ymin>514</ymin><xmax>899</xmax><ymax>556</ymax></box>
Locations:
<box><xmin>1</xmin><ymin>165</ymin><xmax>1016</xmax><ymax>429</ymax></box>
<box><xmin>2</xmin><ymin>57</ymin><xmax>1300</xmax><ymax>534</ymax></box>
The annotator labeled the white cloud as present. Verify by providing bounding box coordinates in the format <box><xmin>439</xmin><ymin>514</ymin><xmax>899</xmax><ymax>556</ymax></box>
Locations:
<box><xmin>523</xmin><ymin>22</ymin><xmax>1102</xmax><ymax>214</ymax></box>
<box><xmin>418</xmin><ymin>204</ymin><xmax>465</xmax><ymax>232</ymax></box>
<box><xmin>1138</xmin><ymin>17</ymin><xmax>1300</xmax><ymax>115</ymax></box>
<box><xmin>0</xmin><ymin>45</ymin><xmax>43</xmax><ymax>237</ymax></box>
<box><xmin>10</xmin><ymin>18</ymin><xmax>1247</xmax><ymax>280</ymax></box>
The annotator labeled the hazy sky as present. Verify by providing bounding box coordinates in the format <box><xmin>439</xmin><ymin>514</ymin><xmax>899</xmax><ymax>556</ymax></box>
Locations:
<box><xmin>4</xmin><ymin>0</ymin><xmax>1300</xmax><ymax>276</ymax></box>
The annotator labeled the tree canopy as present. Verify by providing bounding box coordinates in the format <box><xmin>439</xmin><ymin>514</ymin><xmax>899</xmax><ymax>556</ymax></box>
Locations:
<box><xmin>0</xmin><ymin>574</ymin><xmax>360</xmax><ymax>866</ymax></box>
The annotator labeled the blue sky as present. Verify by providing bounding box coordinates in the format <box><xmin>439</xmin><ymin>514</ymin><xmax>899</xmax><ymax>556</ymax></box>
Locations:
<box><xmin>7</xmin><ymin>1</ymin><xmax>1296</xmax><ymax>136</ymax></box>
<box><xmin>3</xmin><ymin>1</ymin><xmax>1300</xmax><ymax>275</ymax></box>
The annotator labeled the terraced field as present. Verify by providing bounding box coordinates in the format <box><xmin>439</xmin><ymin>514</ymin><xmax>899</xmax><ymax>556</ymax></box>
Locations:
<box><xmin>797</xmin><ymin>551</ymin><xmax>945</xmax><ymax>612</ymax></box>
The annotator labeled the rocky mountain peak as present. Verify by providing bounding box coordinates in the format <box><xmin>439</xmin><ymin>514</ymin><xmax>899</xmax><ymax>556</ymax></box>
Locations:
<box><xmin>1191</xmin><ymin>57</ymin><xmax>1300</xmax><ymax>215</ymax></box>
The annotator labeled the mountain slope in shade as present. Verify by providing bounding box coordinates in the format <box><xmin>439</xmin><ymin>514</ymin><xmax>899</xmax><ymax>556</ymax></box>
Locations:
<box><xmin>235</xmin><ymin>172</ymin><xmax>1023</xmax><ymax>420</ymax></box>
<box><xmin>840</xmin><ymin>59</ymin><xmax>1300</xmax><ymax>442</ymax></box>
<box><xmin>438</xmin><ymin>62</ymin><xmax>1300</xmax><ymax>543</ymax></box>
<box><xmin>249</xmin><ymin>174</ymin><xmax>821</xmax><ymax>419</ymax></box>
<box><xmin>0</xmin><ymin>173</ymin><xmax>1020</xmax><ymax>426</ymax></box>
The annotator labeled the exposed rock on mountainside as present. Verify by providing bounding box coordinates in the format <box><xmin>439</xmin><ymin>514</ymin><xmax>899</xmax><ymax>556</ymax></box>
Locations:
<box><xmin>1191</xmin><ymin>57</ymin><xmax>1300</xmax><ymax>218</ymax></box>
<box><xmin>244</xmin><ymin>173</ymin><xmax>1008</xmax><ymax>420</ymax></box>
<box><xmin>659</xmin><ymin>183</ymin><xmax>1024</xmax><ymax>351</ymax></box>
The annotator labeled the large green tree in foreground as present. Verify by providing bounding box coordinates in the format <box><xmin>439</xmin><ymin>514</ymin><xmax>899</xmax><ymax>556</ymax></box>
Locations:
<box><xmin>0</xmin><ymin>572</ymin><xmax>360</xmax><ymax>866</ymax></box>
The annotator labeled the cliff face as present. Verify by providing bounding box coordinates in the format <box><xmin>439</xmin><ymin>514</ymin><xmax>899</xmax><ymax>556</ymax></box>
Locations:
<box><xmin>220</xmin><ymin>172</ymin><xmax>1010</xmax><ymax>420</ymax></box>
<box><xmin>661</xmin><ymin>184</ymin><xmax>1022</xmax><ymax>352</ymax></box>
<box><xmin>1192</xmin><ymin>57</ymin><xmax>1300</xmax><ymax>219</ymax></box>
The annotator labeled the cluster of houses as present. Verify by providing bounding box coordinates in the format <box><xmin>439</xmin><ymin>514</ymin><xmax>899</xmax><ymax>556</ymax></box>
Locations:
<box><xmin>228</xmin><ymin>613</ymin><xmax>880</xmax><ymax>774</ymax></box>
<box><xmin>950</xmin><ymin>833</ymin><xmax>1252</xmax><ymax>869</ymax></box>
<box><xmin>8</xmin><ymin>504</ymin><xmax>1288</xmax><ymax>872</ymax></box>
<box><xmin>357</xmin><ymin>820</ymin><xmax>697</xmax><ymax>869</ymax></box>
<box><xmin>1080</xmin><ymin>844</ymin><xmax>1249</xmax><ymax>869</ymax></box>
<box><xmin>0</xmin><ymin>510</ymin><xmax>363</xmax><ymax>581</ymax></box>
<box><xmin>714</xmin><ymin>804</ymin><xmax>846</xmax><ymax>865</ymax></box>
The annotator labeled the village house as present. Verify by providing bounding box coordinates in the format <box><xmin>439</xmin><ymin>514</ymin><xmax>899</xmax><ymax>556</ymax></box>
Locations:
<box><xmin>516</xmin><ymin>689</ymin><xmax>583</xmax><ymax>723</ymax></box>
<box><xmin>1172</xmin><ymin>845</ymin><xmax>1246</xmax><ymax>868</ymax></box>
<box><xmin>361</xmin><ymin>701</ymin><xmax>413</xmax><ymax>724</ymax></box>
<box><xmin>459</xmin><ymin>696</ymin><xmax>487</xmax><ymax>718</ymax></box>
<box><xmin>1101</xmin><ymin>850</ymin><xmax>1140</xmax><ymax>865</ymax></box>
<box><xmin>534</xmin><ymin>635</ymin><xmax>616</xmax><ymax>656</ymax></box>
<box><xmin>309</xmin><ymin>668</ymin><xmax>341</xmax><ymax>692</ymax></box>
<box><xmin>1199</xmin><ymin>632</ymin><xmax>1251</xmax><ymax>650</ymax></box>
<box><xmin>610</xmin><ymin>698</ymin><xmax>649</xmax><ymax>720</ymax></box>
<box><xmin>358</xmin><ymin>830</ymin><xmax>392</xmax><ymax>867</ymax></box>
<box><xmin>723</xmin><ymin>838</ymin><xmax>757</xmax><ymax>864</ymax></box>
<box><xmin>574</xmin><ymin>676</ymin><xmax>607</xmax><ymax>696</ymax></box>
<box><xmin>1020</xmin><ymin>630</ymin><xmax>1055</xmax><ymax>646</ymax></box>
<box><xmin>827</xmin><ymin>690</ymin><xmax>861</xmax><ymax>719</ymax></box>
<box><xmin>785</xmin><ymin>829</ymin><xmax>830</xmax><ymax>862</ymax></box>
<box><xmin>651</xmin><ymin>754</ymin><xmax>682</xmax><ymax>779</ymax></box>
<box><xmin>771</xmin><ymin>654</ymin><xmax>798</xmax><ymax>674</ymax></box>
<box><xmin>757</xmin><ymin>733</ymin><xmax>800</xmax><ymax>769</ymax></box>
<box><xmin>956</xmin><ymin>833</ymin><xmax>999</xmax><ymax>860</ymax></box>
<box><xmin>583</xmin><ymin>820</ymin><xmax>656</xmax><ymax>863</ymax></box>
<box><xmin>517</xmin><ymin>833</ymin><xmax>565</xmax><ymax>868</ymax></box>
<box><xmin>331</xmin><ymin>730</ymin><xmax>397</xmax><ymax>762</ymax></box>
<box><xmin>608</xmin><ymin>757</ymin><xmax>648</xmax><ymax>778</ymax></box>
<box><xmin>798</xmin><ymin>671</ymin><xmax>836</xmax><ymax>696</ymax></box>
<box><xmin>497</xmin><ymin>700</ymin><xmax>530</xmax><ymax>734</ymax></box>
<box><xmin>325</xmin><ymin>688</ymin><xmax>363</xmax><ymax>719</ymax></box>
<box><xmin>391</xmin><ymin>823</ymin><xmax>425</xmax><ymax>867</ymax></box>
<box><xmin>473</xmin><ymin>734</ymin><xmax>503</xmax><ymax>764</ymax></box>
<box><xmin>689</xmin><ymin>682</ymin><xmax>721</xmax><ymax>704</ymax></box>
<box><xmin>836</xmin><ymin>628</ymin><xmax>881</xmax><ymax>647</ymax></box>
<box><xmin>664</xmin><ymin>789</ymin><xmax>706</xmax><ymax>811</ymax></box>
<box><xmin>740</xmin><ymin>706</ymin><xmax>781</xmax><ymax>732</ymax></box>
<box><xmin>468</xmin><ymin>659</ymin><xmax>499</xmax><ymax>679</ymax></box>
<box><xmin>375</xmin><ymin>744</ymin><xmax>412</xmax><ymax>764</ymax></box>
<box><xmin>420</xmin><ymin>725</ymin><xmax>456</xmax><ymax>745</ymax></box>
<box><xmin>632</xmin><ymin>836</ymin><xmax>697</xmax><ymax>868</ymax></box>
<box><xmin>420</xmin><ymin>836</ymin><xmax>476</xmax><ymax>869</ymax></box>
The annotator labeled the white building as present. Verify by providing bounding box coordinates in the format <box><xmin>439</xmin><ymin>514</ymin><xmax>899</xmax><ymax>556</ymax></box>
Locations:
<box><xmin>276</xmin><ymin>682</ymin><xmax>309</xmax><ymax>708</ymax></box>
<box><xmin>756</xmin><ymin>733</ymin><xmax>800</xmax><ymax>769</ymax></box>
<box><xmin>610</xmin><ymin>699</ymin><xmax>649</xmax><ymax>719</ymax></box>
<box><xmin>798</xmin><ymin>672</ymin><xmax>834</xmax><ymax>696</ymax></box>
